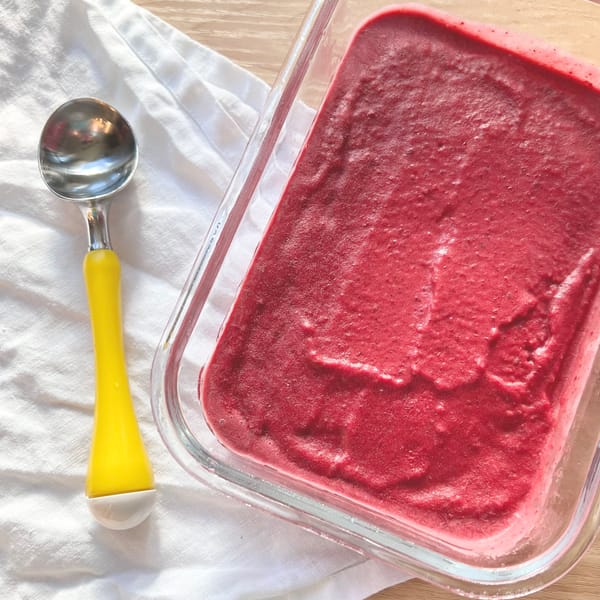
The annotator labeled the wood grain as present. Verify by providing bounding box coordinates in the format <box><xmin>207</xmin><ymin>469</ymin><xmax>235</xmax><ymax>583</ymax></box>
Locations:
<box><xmin>132</xmin><ymin>1</ymin><xmax>600</xmax><ymax>598</ymax></box>
<box><xmin>134</xmin><ymin>0</ymin><xmax>309</xmax><ymax>84</ymax></box>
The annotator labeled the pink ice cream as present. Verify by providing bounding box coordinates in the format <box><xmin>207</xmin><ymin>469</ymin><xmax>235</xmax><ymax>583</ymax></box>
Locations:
<box><xmin>200</xmin><ymin>6</ymin><xmax>600</xmax><ymax>539</ymax></box>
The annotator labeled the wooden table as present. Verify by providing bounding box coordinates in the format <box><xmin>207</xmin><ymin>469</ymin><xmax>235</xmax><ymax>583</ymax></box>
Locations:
<box><xmin>134</xmin><ymin>1</ymin><xmax>600</xmax><ymax>598</ymax></box>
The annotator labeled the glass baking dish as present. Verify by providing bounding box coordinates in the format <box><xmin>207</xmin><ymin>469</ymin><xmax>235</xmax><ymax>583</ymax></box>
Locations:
<box><xmin>151</xmin><ymin>1</ymin><xmax>600</xmax><ymax>597</ymax></box>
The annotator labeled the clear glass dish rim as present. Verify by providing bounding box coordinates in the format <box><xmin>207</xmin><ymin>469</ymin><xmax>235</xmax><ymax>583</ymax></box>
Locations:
<box><xmin>150</xmin><ymin>0</ymin><xmax>600</xmax><ymax>596</ymax></box>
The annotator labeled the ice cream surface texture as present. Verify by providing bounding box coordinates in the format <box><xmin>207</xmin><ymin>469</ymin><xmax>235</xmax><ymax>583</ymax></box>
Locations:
<box><xmin>201</xmin><ymin>5</ymin><xmax>600</xmax><ymax>539</ymax></box>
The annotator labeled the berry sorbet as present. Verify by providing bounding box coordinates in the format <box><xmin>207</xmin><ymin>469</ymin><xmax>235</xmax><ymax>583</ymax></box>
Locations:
<box><xmin>200</xmin><ymin>5</ymin><xmax>600</xmax><ymax>539</ymax></box>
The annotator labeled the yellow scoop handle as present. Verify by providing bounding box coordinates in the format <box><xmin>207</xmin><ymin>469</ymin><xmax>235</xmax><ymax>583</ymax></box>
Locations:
<box><xmin>83</xmin><ymin>249</ymin><xmax>154</xmax><ymax>499</ymax></box>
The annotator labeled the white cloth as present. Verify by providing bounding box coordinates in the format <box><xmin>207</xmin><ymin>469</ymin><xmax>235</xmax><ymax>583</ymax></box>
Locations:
<box><xmin>0</xmin><ymin>0</ymin><xmax>408</xmax><ymax>597</ymax></box>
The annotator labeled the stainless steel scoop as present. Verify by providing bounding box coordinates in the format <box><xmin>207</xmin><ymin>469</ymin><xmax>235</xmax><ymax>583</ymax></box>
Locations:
<box><xmin>39</xmin><ymin>97</ymin><xmax>155</xmax><ymax>530</ymax></box>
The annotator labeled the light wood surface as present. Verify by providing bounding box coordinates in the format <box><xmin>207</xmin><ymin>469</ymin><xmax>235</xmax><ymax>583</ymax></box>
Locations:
<box><xmin>133</xmin><ymin>1</ymin><xmax>600</xmax><ymax>598</ymax></box>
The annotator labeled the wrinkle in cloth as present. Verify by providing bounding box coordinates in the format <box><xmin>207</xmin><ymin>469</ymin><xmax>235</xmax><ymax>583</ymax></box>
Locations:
<box><xmin>0</xmin><ymin>0</ymin><xmax>408</xmax><ymax>598</ymax></box>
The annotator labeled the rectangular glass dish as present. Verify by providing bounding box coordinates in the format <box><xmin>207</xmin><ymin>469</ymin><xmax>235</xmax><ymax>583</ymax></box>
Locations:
<box><xmin>151</xmin><ymin>1</ymin><xmax>600</xmax><ymax>597</ymax></box>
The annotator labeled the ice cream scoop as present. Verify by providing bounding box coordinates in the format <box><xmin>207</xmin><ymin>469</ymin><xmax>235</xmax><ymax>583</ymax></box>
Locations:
<box><xmin>38</xmin><ymin>97</ymin><xmax>155</xmax><ymax>530</ymax></box>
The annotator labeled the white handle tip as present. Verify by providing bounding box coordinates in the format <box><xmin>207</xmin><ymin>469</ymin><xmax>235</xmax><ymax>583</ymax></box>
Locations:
<box><xmin>88</xmin><ymin>489</ymin><xmax>157</xmax><ymax>530</ymax></box>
